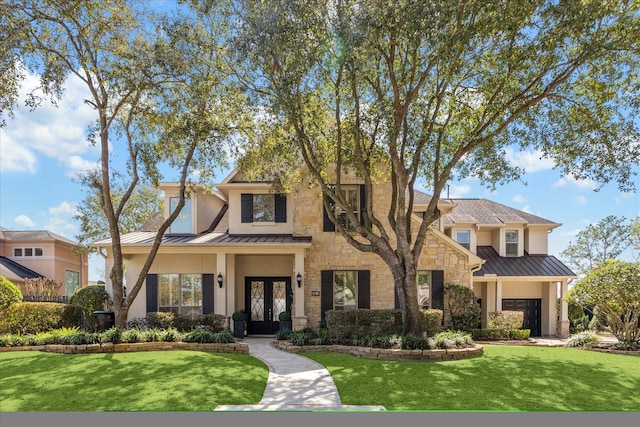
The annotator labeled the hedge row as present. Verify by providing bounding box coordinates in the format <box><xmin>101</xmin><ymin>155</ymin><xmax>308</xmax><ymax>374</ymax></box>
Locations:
<box><xmin>128</xmin><ymin>312</ymin><xmax>228</xmax><ymax>332</ymax></box>
<box><xmin>0</xmin><ymin>327</ymin><xmax>236</xmax><ymax>347</ymax></box>
<box><xmin>325</xmin><ymin>309</ymin><xmax>403</xmax><ymax>340</ymax></box>
<box><xmin>0</xmin><ymin>302</ymin><xmax>83</xmax><ymax>334</ymax></box>
<box><xmin>471</xmin><ymin>328</ymin><xmax>531</xmax><ymax>340</ymax></box>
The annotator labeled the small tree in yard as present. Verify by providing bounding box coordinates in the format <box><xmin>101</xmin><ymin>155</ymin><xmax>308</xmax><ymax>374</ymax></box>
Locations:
<box><xmin>565</xmin><ymin>260</ymin><xmax>640</xmax><ymax>348</ymax></box>
<box><xmin>0</xmin><ymin>276</ymin><xmax>22</xmax><ymax>311</ymax></box>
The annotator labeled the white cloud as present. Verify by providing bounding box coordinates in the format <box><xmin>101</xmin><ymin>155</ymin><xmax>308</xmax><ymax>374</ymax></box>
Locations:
<box><xmin>512</xmin><ymin>194</ymin><xmax>525</xmax><ymax>204</ymax></box>
<box><xmin>552</xmin><ymin>174</ymin><xmax>598</xmax><ymax>191</ymax></box>
<box><xmin>43</xmin><ymin>201</ymin><xmax>79</xmax><ymax>240</ymax></box>
<box><xmin>521</xmin><ymin>205</ymin><xmax>532</xmax><ymax>213</ymax></box>
<box><xmin>1</xmin><ymin>70</ymin><xmax>98</xmax><ymax>175</ymax></box>
<box><xmin>505</xmin><ymin>148</ymin><xmax>555</xmax><ymax>173</ymax></box>
<box><xmin>575</xmin><ymin>196</ymin><xmax>588</xmax><ymax>205</ymax></box>
<box><xmin>559</xmin><ymin>228</ymin><xmax>581</xmax><ymax>238</ymax></box>
<box><xmin>443</xmin><ymin>184</ymin><xmax>472</xmax><ymax>198</ymax></box>
<box><xmin>65</xmin><ymin>155</ymin><xmax>100</xmax><ymax>177</ymax></box>
<box><xmin>14</xmin><ymin>214</ymin><xmax>36</xmax><ymax>228</ymax></box>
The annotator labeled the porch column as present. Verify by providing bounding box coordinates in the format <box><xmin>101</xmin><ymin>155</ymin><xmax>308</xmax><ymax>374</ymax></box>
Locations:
<box><xmin>544</xmin><ymin>281</ymin><xmax>556</xmax><ymax>336</ymax></box>
<box><xmin>558</xmin><ymin>279</ymin><xmax>570</xmax><ymax>338</ymax></box>
<box><xmin>215</xmin><ymin>252</ymin><xmax>227</xmax><ymax>316</ymax></box>
<box><xmin>495</xmin><ymin>280</ymin><xmax>503</xmax><ymax>312</ymax></box>
<box><xmin>293</xmin><ymin>250</ymin><xmax>306</xmax><ymax>330</ymax></box>
<box><xmin>225</xmin><ymin>254</ymin><xmax>236</xmax><ymax>317</ymax></box>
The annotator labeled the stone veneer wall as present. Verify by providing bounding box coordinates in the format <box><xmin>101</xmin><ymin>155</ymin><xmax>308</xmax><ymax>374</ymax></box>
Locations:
<box><xmin>292</xmin><ymin>174</ymin><xmax>473</xmax><ymax>329</ymax></box>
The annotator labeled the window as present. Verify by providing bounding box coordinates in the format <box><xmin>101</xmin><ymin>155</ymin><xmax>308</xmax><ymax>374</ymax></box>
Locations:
<box><xmin>169</xmin><ymin>197</ymin><xmax>192</xmax><ymax>234</ymax></box>
<box><xmin>252</xmin><ymin>194</ymin><xmax>275</xmax><ymax>222</ymax></box>
<box><xmin>65</xmin><ymin>270</ymin><xmax>80</xmax><ymax>296</ymax></box>
<box><xmin>13</xmin><ymin>247</ymin><xmax>43</xmax><ymax>257</ymax></box>
<box><xmin>417</xmin><ymin>271</ymin><xmax>431</xmax><ymax>308</ymax></box>
<box><xmin>158</xmin><ymin>273</ymin><xmax>202</xmax><ymax>317</ymax></box>
<box><xmin>456</xmin><ymin>229</ymin><xmax>471</xmax><ymax>250</ymax></box>
<box><xmin>13</xmin><ymin>248</ymin><xmax>22</xmax><ymax>256</ymax></box>
<box><xmin>241</xmin><ymin>194</ymin><xmax>286</xmax><ymax>223</ymax></box>
<box><xmin>506</xmin><ymin>230</ymin><xmax>519</xmax><ymax>257</ymax></box>
<box><xmin>333</xmin><ymin>271</ymin><xmax>357</xmax><ymax>310</ymax></box>
<box><xmin>24</xmin><ymin>248</ymin><xmax>33</xmax><ymax>256</ymax></box>
<box><xmin>34</xmin><ymin>248</ymin><xmax>43</xmax><ymax>256</ymax></box>
<box><xmin>336</xmin><ymin>186</ymin><xmax>360</xmax><ymax>232</ymax></box>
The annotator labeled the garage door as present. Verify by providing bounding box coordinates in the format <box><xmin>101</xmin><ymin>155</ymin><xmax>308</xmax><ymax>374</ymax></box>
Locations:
<box><xmin>502</xmin><ymin>299</ymin><xmax>541</xmax><ymax>337</ymax></box>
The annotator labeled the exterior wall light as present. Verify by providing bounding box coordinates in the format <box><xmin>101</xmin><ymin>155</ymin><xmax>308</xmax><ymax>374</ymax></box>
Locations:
<box><xmin>217</xmin><ymin>273</ymin><xmax>224</xmax><ymax>288</ymax></box>
<box><xmin>296</xmin><ymin>272</ymin><xmax>302</xmax><ymax>288</ymax></box>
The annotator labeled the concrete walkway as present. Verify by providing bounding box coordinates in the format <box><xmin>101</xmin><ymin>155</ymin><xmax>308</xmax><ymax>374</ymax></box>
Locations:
<box><xmin>214</xmin><ymin>337</ymin><xmax>386</xmax><ymax>412</ymax></box>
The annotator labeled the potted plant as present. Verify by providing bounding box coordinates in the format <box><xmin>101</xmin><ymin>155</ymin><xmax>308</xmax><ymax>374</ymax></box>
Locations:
<box><xmin>278</xmin><ymin>311</ymin><xmax>292</xmax><ymax>332</ymax></box>
<box><xmin>232</xmin><ymin>310</ymin><xmax>247</xmax><ymax>338</ymax></box>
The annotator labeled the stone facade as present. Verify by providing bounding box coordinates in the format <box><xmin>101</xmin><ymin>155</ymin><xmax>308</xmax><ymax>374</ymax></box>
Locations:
<box><xmin>291</xmin><ymin>175</ymin><xmax>474</xmax><ymax>329</ymax></box>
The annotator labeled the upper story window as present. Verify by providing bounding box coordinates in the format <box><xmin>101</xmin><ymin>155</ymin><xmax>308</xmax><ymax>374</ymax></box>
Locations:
<box><xmin>456</xmin><ymin>229</ymin><xmax>471</xmax><ymax>250</ymax></box>
<box><xmin>13</xmin><ymin>247</ymin><xmax>44</xmax><ymax>257</ymax></box>
<box><xmin>505</xmin><ymin>230</ymin><xmax>519</xmax><ymax>257</ymax></box>
<box><xmin>241</xmin><ymin>193</ymin><xmax>287</xmax><ymax>223</ymax></box>
<box><xmin>169</xmin><ymin>197</ymin><xmax>192</xmax><ymax>234</ymax></box>
<box><xmin>323</xmin><ymin>185</ymin><xmax>365</xmax><ymax>232</ymax></box>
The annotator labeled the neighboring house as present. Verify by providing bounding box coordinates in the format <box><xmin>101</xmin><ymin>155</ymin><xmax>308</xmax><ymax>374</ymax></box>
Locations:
<box><xmin>92</xmin><ymin>169</ymin><xmax>575</xmax><ymax>337</ymax></box>
<box><xmin>0</xmin><ymin>228</ymin><xmax>89</xmax><ymax>296</ymax></box>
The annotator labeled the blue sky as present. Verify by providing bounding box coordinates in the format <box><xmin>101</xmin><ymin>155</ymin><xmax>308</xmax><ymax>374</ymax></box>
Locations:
<box><xmin>1</xmin><ymin>69</ymin><xmax>638</xmax><ymax>282</ymax></box>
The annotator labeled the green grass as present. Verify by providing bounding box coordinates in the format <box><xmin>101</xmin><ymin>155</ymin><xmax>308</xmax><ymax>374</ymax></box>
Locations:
<box><xmin>0</xmin><ymin>350</ymin><xmax>268</xmax><ymax>411</ymax></box>
<box><xmin>303</xmin><ymin>345</ymin><xmax>640</xmax><ymax>411</ymax></box>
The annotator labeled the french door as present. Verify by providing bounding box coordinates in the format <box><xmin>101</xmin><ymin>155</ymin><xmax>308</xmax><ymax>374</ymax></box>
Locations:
<box><xmin>245</xmin><ymin>277</ymin><xmax>292</xmax><ymax>335</ymax></box>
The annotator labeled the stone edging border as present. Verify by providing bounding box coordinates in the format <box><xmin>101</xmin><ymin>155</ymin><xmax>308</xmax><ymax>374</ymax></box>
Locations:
<box><xmin>0</xmin><ymin>341</ymin><xmax>249</xmax><ymax>354</ymax></box>
<box><xmin>273</xmin><ymin>340</ymin><xmax>483</xmax><ymax>361</ymax></box>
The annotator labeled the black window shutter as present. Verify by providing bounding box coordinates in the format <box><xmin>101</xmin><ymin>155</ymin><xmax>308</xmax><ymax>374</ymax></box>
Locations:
<box><xmin>274</xmin><ymin>194</ymin><xmax>287</xmax><ymax>223</ymax></box>
<box><xmin>431</xmin><ymin>270</ymin><xmax>444</xmax><ymax>310</ymax></box>
<box><xmin>357</xmin><ymin>270</ymin><xmax>370</xmax><ymax>309</ymax></box>
<box><xmin>202</xmin><ymin>274</ymin><xmax>214</xmax><ymax>314</ymax></box>
<box><xmin>146</xmin><ymin>274</ymin><xmax>158</xmax><ymax>313</ymax></box>
<box><xmin>241</xmin><ymin>194</ymin><xmax>253</xmax><ymax>223</ymax></box>
<box><xmin>322</xmin><ymin>193</ymin><xmax>336</xmax><ymax>232</ymax></box>
<box><xmin>321</xmin><ymin>270</ymin><xmax>334</xmax><ymax>322</ymax></box>
<box><xmin>359</xmin><ymin>184</ymin><xmax>367</xmax><ymax>228</ymax></box>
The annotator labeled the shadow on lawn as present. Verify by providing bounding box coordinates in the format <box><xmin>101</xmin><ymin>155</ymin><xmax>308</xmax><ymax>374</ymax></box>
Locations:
<box><xmin>311</xmin><ymin>346</ymin><xmax>640</xmax><ymax>411</ymax></box>
<box><xmin>0</xmin><ymin>350</ymin><xmax>269</xmax><ymax>411</ymax></box>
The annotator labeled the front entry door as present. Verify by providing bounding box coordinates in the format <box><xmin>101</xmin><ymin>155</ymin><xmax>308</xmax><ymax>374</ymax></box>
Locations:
<box><xmin>245</xmin><ymin>277</ymin><xmax>292</xmax><ymax>335</ymax></box>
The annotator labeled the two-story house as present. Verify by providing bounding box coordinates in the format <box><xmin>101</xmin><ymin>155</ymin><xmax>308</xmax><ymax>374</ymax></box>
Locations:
<box><xmin>92</xmin><ymin>169</ymin><xmax>575</xmax><ymax>337</ymax></box>
<box><xmin>0</xmin><ymin>228</ymin><xmax>89</xmax><ymax>297</ymax></box>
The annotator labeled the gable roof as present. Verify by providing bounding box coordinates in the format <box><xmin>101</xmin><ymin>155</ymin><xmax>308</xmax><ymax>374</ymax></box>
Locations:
<box><xmin>0</xmin><ymin>256</ymin><xmax>45</xmax><ymax>282</ymax></box>
<box><xmin>443</xmin><ymin>199</ymin><xmax>559</xmax><ymax>227</ymax></box>
<box><xmin>473</xmin><ymin>246</ymin><xmax>575</xmax><ymax>278</ymax></box>
<box><xmin>0</xmin><ymin>229</ymin><xmax>77</xmax><ymax>245</ymax></box>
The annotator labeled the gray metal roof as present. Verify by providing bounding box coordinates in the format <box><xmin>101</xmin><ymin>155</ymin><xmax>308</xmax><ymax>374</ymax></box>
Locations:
<box><xmin>473</xmin><ymin>246</ymin><xmax>576</xmax><ymax>278</ymax></box>
<box><xmin>0</xmin><ymin>256</ymin><xmax>45</xmax><ymax>281</ymax></box>
<box><xmin>444</xmin><ymin>199</ymin><xmax>558</xmax><ymax>226</ymax></box>
<box><xmin>93</xmin><ymin>232</ymin><xmax>312</xmax><ymax>247</ymax></box>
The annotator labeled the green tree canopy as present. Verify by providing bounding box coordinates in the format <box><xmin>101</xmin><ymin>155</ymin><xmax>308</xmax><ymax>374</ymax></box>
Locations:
<box><xmin>565</xmin><ymin>260</ymin><xmax>640</xmax><ymax>347</ymax></box>
<box><xmin>232</xmin><ymin>0</ymin><xmax>640</xmax><ymax>334</ymax></box>
<box><xmin>561</xmin><ymin>215</ymin><xmax>637</xmax><ymax>276</ymax></box>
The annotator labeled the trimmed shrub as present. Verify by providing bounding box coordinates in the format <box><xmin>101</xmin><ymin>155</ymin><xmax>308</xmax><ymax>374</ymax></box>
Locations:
<box><xmin>325</xmin><ymin>309</ymin><xmax>402</xmax><ymax>341</ymax></box>
<box><xmin>471</xmin><ymin>328</ymin><xmax>531</xmax><ymax>340</ymax></box>
<box><xmin>99</xmin><ymin>327</ymin><xmax>123</xmax><ymax>344</ymax></box>
<box><xmin>0</xmin><ymin>276</ymin><xmax>22</xmax><ymax>311</ymax></box>
<box><xmin>161</xmin><ymin>327</ymin><xmax>182</xmax><ymax>342</ymax></box>
<box><xmin>143</xmin><ymin>328</ymin><xmax>163</xmax><ymax>342</ymax></box>
<box><xmin>68</xmin><ymin>285</ymin><xmax>112</xmax><ymax>321</ymax></box>
<box><xmin>172</xmin><ymin>313</ymin><xmax>228</xmax><ymax>332</ymax></box>
<box><xmin>488</xmin><ymin>311</ymin><xmax>524</xmax><ymax>330</ymax></box>
<box><xmin>146</xmin><ymin>312</ymin><xmax>175</xmax><ymax>329</ymax></box>
<box><xmin>565</xmin><ymin>331</ymin><xmax>602</xmax><ymax>348</ymax></box>
<box><xmin>122</xmin><ymin>328</ymin><xmax>143</xmax><ymax>343</ymax></box>
<box><xmin>420</xmin><ymin>309</ymin><xmax>443</xmax><ymax>337</ymax></box>
<box><xmin>444</xmin><ymin>284</ymin><xmax>481</xmax><ymax>331</ymax></box>
<box><xmin>0</xmin><ymin>302</ymin><xmax>83</xmax><ymax>334</ymax></box>
<box><xmin>184</xmin><ymin>329</ymin><xmax>235</xmax><ymax>343</ymax></box>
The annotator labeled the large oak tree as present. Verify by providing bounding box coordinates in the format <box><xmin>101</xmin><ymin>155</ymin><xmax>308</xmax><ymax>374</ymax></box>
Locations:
<box><xmin>3</xmin><ymin>0</ymin><xmax>244</xmax><ymax>327</ymax></box>
<box><xmin>232</xmin><ymin>0</ymin><xmax>640</xmax><ymax>334</ymax></box>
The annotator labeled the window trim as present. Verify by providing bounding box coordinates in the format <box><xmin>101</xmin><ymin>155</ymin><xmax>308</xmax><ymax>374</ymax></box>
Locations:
<box><xmin>333</xmin><ymin>270</ymin><xmax>358</xmax><ymax>310</ymax></box>
<box><xmin>13</xmin><ymin>247</ymin><xmax>44</xmax><ymax>257</ymax></box>
<box><xmin>456</xmin><ymin>229</ymin><xmax>471</xmax><ymax>250</ymax></box>
<box><xmin>157</xmin><ymin>273</ymin><xmax>203</xmax><ymax>316</ymax></box>
<box><xmin>505</xmin><ymin>229</ymin><xmax>519</xmax><ymax>257</ymax></box>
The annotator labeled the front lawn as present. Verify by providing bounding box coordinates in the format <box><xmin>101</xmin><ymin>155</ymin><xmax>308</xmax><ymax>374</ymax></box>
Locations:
<box><xmin>0</xmin><ymin>350</ymin><xmax>269</xmax><ymax>411</ymax></box>
<box><xmin>303</xmin><ymin>345</ymin><xmax>640</xmax><ymax>411</ymax></box>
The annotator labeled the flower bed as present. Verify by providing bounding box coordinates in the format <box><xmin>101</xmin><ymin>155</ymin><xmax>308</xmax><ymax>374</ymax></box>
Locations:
<box><xmin>273</xmin><ymin>340</ymin><xmax>483</xmax><ymax>361</ymax></box>
<box><xmin>0</xmin><ymin>341</ymin><xmax>248</xmax><ymax>354</ymax></box>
